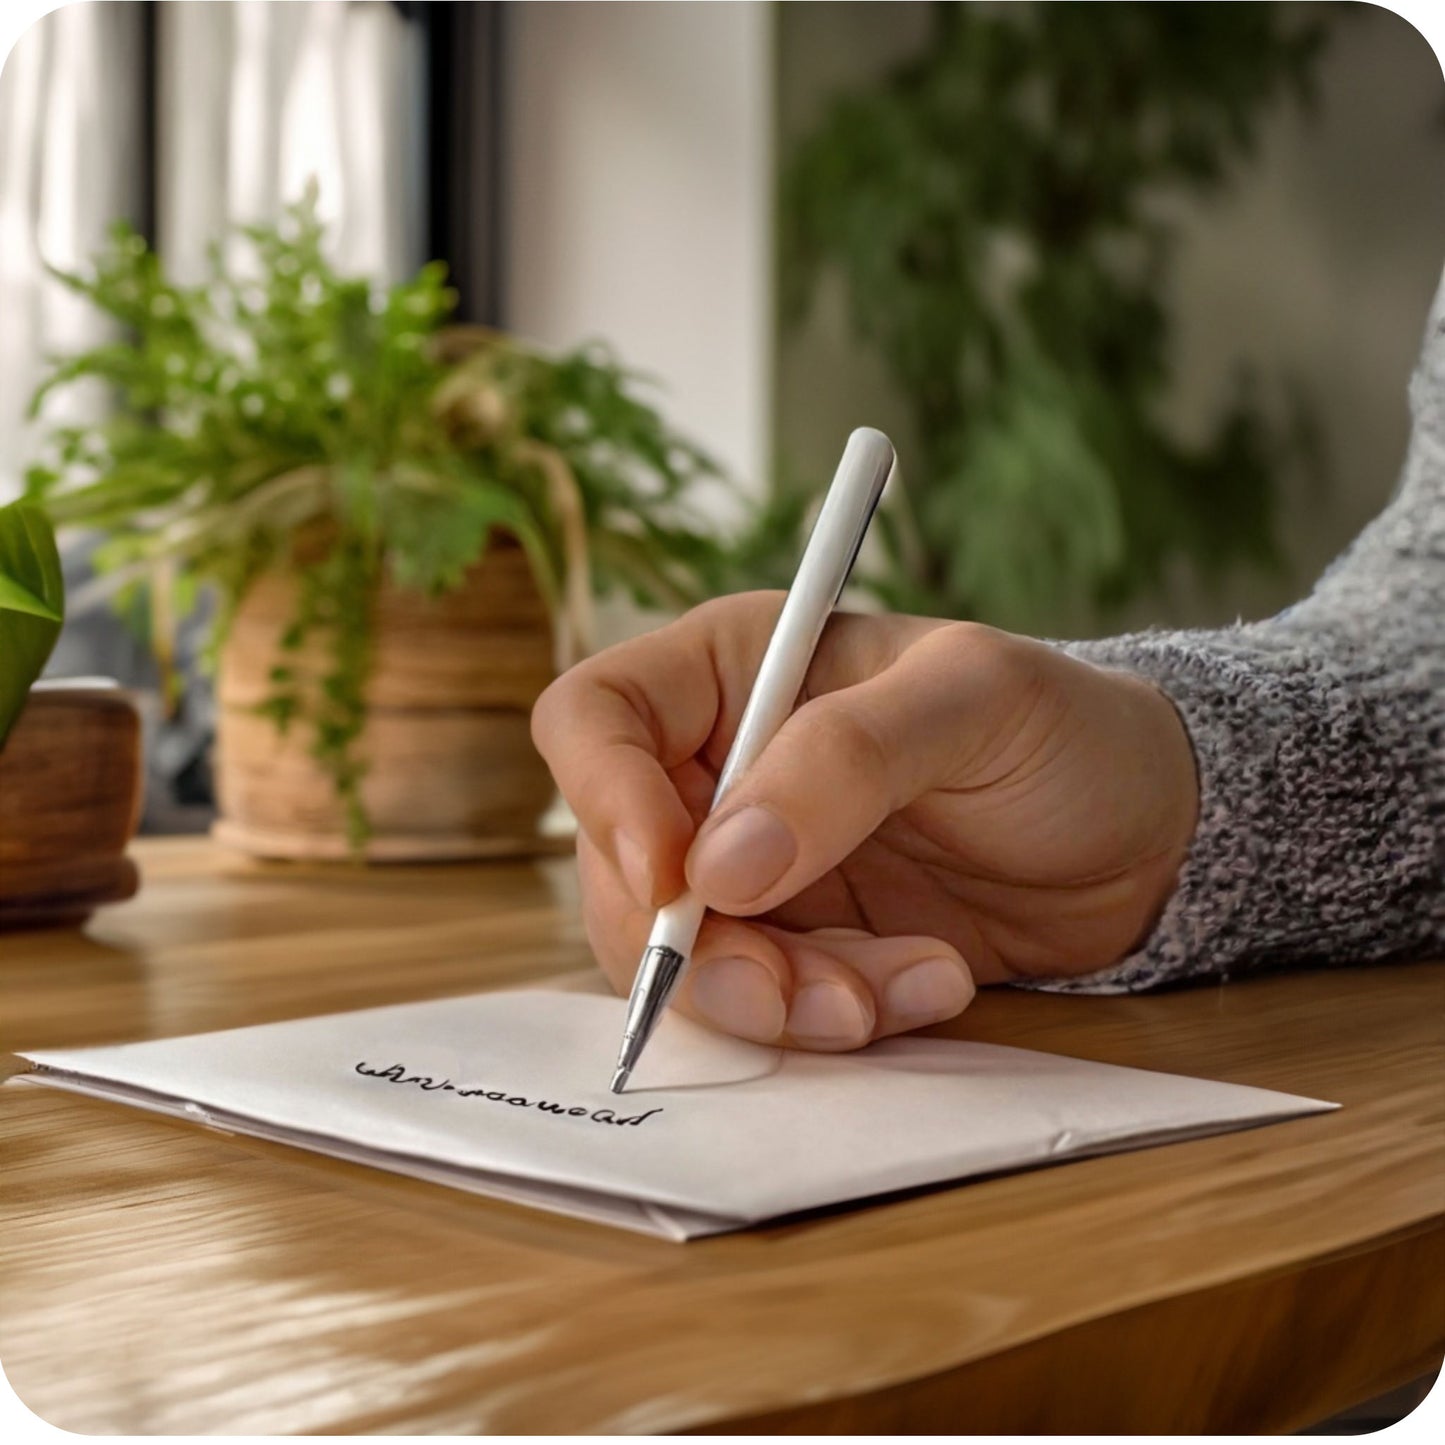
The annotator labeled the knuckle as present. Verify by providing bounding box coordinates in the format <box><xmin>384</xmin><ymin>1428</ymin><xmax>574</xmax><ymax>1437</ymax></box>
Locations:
<box><xmin>686</xmin><ymin>591</ymin><xmax>788</xmax><ymax>694</ymax></box>
<box><xmin>690</xmin><ymin>589</ymin><xmax>786</xmax><ymax>645</ymax></box>
<box><xmin>687</xmin><ymin>592</ymin><xmax>742</xmax><ymax>628</ymax></box>
<box><xmin>940</xmin><ymin>620</ymin><xmax>1045</xmax><ymax>694</ymax></box>
<box><xmin>938</xmin><ymin>618</ymin><xmax>1010</xmax><ymax>664</ymax></box>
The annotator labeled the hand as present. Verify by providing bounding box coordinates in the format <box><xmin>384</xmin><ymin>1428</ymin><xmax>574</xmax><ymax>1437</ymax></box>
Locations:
<box><xmin>531</xmin><ymin>592</ymin><xmax>1199</xmax><ymax>1051</ymax></box>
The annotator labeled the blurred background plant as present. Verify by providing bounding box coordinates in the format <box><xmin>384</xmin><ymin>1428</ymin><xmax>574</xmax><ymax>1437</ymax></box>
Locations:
<box><xmin>775</xmin><ymin>1</ymin><xmax>1334</xmax><ymax>629</ymax></box>
<box><xmin>24</xmin><ymin>188</ymin><xmax>727</xmax><ymax>840</ymax></box>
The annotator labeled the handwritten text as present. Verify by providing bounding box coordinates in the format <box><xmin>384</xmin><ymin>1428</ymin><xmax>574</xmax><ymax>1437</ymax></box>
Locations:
<box><xmin>354</xmin><ymin>1062</ymin><xmax>663</xmax><ymax>1127</ymax></box>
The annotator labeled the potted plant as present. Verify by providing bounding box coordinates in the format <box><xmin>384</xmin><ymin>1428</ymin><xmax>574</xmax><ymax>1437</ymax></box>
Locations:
<box><xmin>0</xmin><ymin>501</ymin><xmax>143</xmax><ymax>925</ymax></box>
<box><xmin>25</xmin><ymin>188</ymin><xmax>727</xmax><ymax>860</ymax></box>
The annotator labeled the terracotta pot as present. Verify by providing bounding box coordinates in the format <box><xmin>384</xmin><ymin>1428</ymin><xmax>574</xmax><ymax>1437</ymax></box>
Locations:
<box><xmin>0</xmin><ymin>684</ymin><xmax>144</xmax><ymax>928</ymax></box>
<box><xmin>213</xmin><ymin>537</ymin><xmax>562</xmax><ymax>861</ymax></box>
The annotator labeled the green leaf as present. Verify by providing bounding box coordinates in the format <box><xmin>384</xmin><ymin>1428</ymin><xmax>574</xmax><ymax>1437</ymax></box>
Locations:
<box><xmin>19</xmin><ymin>190</ymin><xmax>741</xmax><ymax>840</ymax></box>
<box><xmin>0</xmin><ymin>502</ymin><xmax>65</xmax><ymax>746</ymax></box>
<box><xmin>0</xmin><ymin>572</ymin><xmax>62</xmax><ymax>621</ymax></box>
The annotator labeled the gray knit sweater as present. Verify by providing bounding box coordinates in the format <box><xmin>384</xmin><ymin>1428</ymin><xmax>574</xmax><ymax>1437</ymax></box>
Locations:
<box><xmin>1028</xmin><ymin>272</ymin><xmax>1445</xmax><ymax>995</ymax></box>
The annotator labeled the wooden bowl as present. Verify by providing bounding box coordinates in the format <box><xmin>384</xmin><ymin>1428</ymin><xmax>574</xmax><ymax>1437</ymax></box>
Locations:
<box><xmin>0</xmin><ymin>684</ymin><xmax>144</xmax><ymax>929</ymax></box>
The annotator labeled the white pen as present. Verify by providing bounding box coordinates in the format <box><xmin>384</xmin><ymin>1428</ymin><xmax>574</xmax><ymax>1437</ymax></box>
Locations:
<box><xmin>609</xmin><ymin>427</ymin><xmax>897</xmax><ymax>1092</ymax></box>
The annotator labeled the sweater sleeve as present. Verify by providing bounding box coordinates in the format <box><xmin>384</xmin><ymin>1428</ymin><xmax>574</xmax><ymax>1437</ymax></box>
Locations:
<box><xmin>1021</xmin><ymin>271</ymin><xmax>1445</xmax><ymax>995</ymax></box>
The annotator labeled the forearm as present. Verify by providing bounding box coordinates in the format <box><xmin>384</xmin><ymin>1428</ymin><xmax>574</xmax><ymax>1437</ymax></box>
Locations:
<box><xmin>1041</xmin><ymin>622</ymin><xmax>1441</xmax><ymax>994</ymax></box>
<box><xmin>1024</xmin><ymin>290</ymin><xmax>1445</xmax><ymax>994</ymax></box>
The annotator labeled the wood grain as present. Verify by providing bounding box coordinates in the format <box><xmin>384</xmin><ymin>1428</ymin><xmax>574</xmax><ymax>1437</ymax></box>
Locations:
<box><xmin>1</xmin><ymin>838</ymin><xmax>1441</xmax><ymax>1434</ymax></box>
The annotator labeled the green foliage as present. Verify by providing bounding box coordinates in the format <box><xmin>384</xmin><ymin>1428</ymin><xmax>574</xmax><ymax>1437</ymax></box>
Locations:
<box><xmin>0</xmin><ymin>501</ymin><xmax>64</xmax><ymax>747</ymax></box>
<box><xmin>779</xmin><ymin>1</ymin><xmax>1330</xmax><ymax>629</ymax></box>
<box><xmin>25</xmin><ymin>185</ymin><xmax>726</xmax><ymax>842</ymax></box>
<box><xmin>446</xmin><ymin>338</ymin><xmax>733</xmax><ymax>612</ymax></box>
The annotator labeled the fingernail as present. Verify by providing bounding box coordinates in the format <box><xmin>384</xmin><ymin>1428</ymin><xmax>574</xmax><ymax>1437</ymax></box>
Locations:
<box><xmin>690</xmin><ymin>806</ymin><xmax>796</xmax><ymax>905</ymax></box>
<box><xmin>690</xmin><ymin>956</ymin><xmax>787</xmax><ymax>1042</ymax></box>
<box><xmin>884</xmin><ymin>958</ymin><xmax>973</xmax><ymax>1026</ymax></box>
<box><xmin>788</xmin><ymin>982</ymin><xmax>870</xmax><ymax>1046</ymax></box>
<box><xmin>614</xmin><ymin>830</ymin><xmax>653</xmax><ymax>908</ymax></box>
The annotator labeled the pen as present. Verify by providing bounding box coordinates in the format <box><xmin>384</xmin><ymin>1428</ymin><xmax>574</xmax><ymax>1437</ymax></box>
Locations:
<box><xmin>609</xmin><ymin>427</ymin><xmax>897</xmax><ymax>1092</ymax></box>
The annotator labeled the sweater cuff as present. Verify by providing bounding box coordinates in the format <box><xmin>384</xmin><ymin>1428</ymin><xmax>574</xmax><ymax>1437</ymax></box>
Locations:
<box><xmin>1015</xmin><ymin>627</ymin><xmax>1439</xmax><ymax>994</ymax></box>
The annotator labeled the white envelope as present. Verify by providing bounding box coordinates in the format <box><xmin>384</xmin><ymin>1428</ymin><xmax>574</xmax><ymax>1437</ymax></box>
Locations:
<box><xmin>10</xmin><ymin>988</ymin><xmax>1336</xmax><ymax>1241</ymax></box>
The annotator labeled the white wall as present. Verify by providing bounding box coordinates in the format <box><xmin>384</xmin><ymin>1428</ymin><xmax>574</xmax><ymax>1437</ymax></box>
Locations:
<box><xmin>503</xmin><ymin>1</ymin><xmax>774</xmax><ymax>500</ymax></box>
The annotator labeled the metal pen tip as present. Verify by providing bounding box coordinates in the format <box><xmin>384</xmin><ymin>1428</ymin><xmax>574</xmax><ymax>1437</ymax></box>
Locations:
<box><xmin>609</xmin><ymin>1065</ymin><xmax>632</xmax><ymax>1095</ymax></box>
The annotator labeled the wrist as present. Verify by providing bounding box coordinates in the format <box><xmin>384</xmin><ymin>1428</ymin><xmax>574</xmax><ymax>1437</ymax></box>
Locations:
<box><xmin>1123</xmin><ymin>673</ymin><xmax>1201</xmax><ymax>952</ymax></box>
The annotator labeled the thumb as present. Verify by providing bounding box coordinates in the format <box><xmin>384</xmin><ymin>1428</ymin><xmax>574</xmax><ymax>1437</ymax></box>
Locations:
<box><xmin>685</xmin><ymin>632</ymin><xmax>992</xmax><ymax>915</ymax></box>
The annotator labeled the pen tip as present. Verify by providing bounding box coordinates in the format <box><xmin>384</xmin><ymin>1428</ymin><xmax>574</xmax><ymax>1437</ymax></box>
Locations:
<box><xmin>610</xmin><ymin>1066</ymin><xmax>631</xmax><ymax>1095</ymax></box>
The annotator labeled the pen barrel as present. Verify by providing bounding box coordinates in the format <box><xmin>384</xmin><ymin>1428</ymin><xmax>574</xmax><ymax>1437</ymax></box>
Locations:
<box><xmin>620</xmin><ymin>425</ymin><xmax>893</xmax><ymax>1071</ymax></box>
<box><xmin>711</xmin><ymin>427</ymin><xmax>894</xmax><ymax>804</ymax></box>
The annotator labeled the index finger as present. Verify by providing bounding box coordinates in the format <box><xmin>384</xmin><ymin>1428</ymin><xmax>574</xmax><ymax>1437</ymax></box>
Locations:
<box><xmin>529</xmin><ymin>592</ymin><xmax>785</xmax><ymax>908</ymax></box>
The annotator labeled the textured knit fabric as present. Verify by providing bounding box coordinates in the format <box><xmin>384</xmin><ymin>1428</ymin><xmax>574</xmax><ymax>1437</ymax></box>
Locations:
<box><xmin>1024</xmin><ymin>271</ymin><xmax>1445</xmax><ymax>995</ymax></box>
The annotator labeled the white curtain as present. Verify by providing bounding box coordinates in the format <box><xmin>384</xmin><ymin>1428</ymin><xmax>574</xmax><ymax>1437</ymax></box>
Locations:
<box><xmin>0</xmin><ymin>1</ymin><xmax>148</xmax><ymax>501</ymax></box>
<box><xmin>157</xmin><ymin>1</ymin><xmax>426</xmax><ymax>285</ymax></box>
<box><xmin>0</xmin><ymin>0</ymin><xmax>429</xmax><ymax>830</ymax></box>
<box><xmin>0</xmin><ymin>2</ymin><xmax>427</xmax><ymax>503</ymax></box>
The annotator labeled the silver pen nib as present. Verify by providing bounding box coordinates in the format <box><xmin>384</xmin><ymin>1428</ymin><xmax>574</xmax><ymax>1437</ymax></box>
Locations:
<box><xmin>608</xmin><ymin>944</ymin><xmax>687</xmax><ymax>1092</ymax></box>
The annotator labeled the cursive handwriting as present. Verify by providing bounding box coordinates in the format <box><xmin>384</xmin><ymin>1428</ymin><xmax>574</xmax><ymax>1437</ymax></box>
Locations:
<box><xmin>354</xmin><ymin>1062</ymin><xmax>663</xmax><ymax>1127</ymax></box>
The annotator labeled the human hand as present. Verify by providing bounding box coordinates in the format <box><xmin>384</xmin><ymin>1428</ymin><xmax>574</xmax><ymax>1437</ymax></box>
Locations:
<box><xmin>531</xmin><ymin>593</ymin><xmax>1199</xmax><ymax>1051</ymax></box>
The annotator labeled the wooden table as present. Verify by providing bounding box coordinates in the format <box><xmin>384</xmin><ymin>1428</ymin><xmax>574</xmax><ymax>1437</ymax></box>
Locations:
<box><xmin>2</xmin><ymin>838</ymin><xmax>1442</xmax><ymax>1434</ymax></box>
